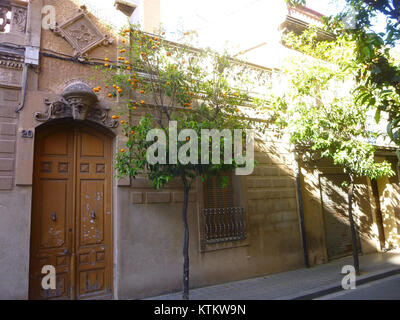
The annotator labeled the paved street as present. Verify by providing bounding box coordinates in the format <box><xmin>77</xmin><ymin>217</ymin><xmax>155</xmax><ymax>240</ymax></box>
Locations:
<box><xmin>317</xmin><ymin>274</ymin><xmax>400</xmax><ymax>300</ymax></box>
<box><xmin>148</xmin><ymin>251</ymin><xmax>400</xmax><ymax>300</ymax></box>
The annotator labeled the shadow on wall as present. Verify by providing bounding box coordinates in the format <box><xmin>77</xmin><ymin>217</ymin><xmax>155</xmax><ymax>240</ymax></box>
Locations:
<box><xmin>298</xmin><ymin>156</ymin><xmax>398</xmax><ymax>267</ymax></box>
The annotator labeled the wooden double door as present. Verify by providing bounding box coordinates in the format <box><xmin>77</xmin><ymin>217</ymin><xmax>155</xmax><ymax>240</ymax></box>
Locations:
<box><xmin>29</xmin><ymin>123</ymin><xmax>113</xmax><ymax>300</ymax></box>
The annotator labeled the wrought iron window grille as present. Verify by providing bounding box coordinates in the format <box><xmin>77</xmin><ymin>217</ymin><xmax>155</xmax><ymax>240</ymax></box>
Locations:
<box><xmin>202</xmin><ymin>207</ymin><xmax>246</xmax><ymax>244</ymax></box>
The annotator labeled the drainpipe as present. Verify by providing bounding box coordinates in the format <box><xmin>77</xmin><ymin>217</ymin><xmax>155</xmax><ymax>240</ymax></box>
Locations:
<box><xmin>294</xmin><ymin>155</ymin><xmax>310</xmax><ymax>268</ymax></box>
<box><xmin>15</xmin><ymin>63</ymin><xmax>28</xmax><ymax>113</ymax></box>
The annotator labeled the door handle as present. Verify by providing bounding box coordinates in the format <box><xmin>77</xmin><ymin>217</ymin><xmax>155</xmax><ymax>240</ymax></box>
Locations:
<box><xmin>51</xmin><ymin>212</ymin><xmax>56</xmax><ymax>222</ymax></box>
<box><xmin>91</xmin><ymin>211</ymin><xmax>96</xmax><ymax>219</ymax></box>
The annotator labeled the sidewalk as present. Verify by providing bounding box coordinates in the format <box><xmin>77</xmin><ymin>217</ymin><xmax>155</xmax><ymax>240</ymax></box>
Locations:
<box><xmin>148</xmin><ymin>250</ymin><xmax>400</xmax><ymax>300</ymax></box>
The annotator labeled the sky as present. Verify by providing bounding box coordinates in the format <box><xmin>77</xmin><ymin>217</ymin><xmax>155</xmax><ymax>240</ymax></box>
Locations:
<box><xmin>160</xmin><ymin>0</ymin><xmax>349</xmax><ymax>52</ymax></box>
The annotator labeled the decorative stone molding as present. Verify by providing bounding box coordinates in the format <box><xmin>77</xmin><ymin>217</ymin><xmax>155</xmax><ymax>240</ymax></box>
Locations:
<box><xmin>34</xmin><ymin>82</ymin><xmax>119</xmax><ymax>129</ymax></box>
<box><xmin>0</xmin><ymin>52</ymin><xmax>24</xmax><ymax>70</ymax></box>
<box><xmin>50</xmin><ymin>5</ymin><xmax>114</xmax><ymax>58</ymax></box>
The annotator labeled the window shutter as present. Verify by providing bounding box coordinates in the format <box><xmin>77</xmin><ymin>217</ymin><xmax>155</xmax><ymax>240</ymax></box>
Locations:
<box><xmin>204</xmin><ymin>172</ymin><xmax>234</xmax><ymax>209</ymax></box>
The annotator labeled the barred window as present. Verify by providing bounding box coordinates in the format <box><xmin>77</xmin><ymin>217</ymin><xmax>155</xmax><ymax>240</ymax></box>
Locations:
<box><xmin>202</xmin><ymin>172</ymin><xmax>246</xmax><ymax>244</ymax></box>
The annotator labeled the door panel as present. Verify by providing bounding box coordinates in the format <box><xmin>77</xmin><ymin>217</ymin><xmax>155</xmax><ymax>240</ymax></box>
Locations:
<box><xmin>75</xmin><ymin>128</ymin><xmax>112</xmax><ymax>299</ymax></box>
<box><xmin>29</xmin><ymin>124</ymin><xmax>113</xmax><ymax>300</ymax></box>
<box><xmin>39</xmin><ymin>179</ymin><xmax>67</xmax><ymax>249</ymax></box>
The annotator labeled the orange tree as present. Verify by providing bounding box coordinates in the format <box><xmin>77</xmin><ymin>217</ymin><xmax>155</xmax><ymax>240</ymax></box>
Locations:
<box><xmin>93</xmin><ymin>25</ymin><xmax>266</xmax><ymax>299</ymax></box>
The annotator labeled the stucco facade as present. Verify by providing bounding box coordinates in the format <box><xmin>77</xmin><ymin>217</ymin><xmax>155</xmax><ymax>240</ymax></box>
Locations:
<box><xmin>0</xmin><ymin>0</ymin><xmax>399</xmax><ymax>300</ymax></box>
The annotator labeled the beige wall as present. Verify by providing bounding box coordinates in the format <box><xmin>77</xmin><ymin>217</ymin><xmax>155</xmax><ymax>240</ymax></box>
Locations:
<box><xmin>0</xmin><ymin>0</ymin><xmax>38</xmax><ymax>299</ymax></box>
<box><xmin>116</xmin><ymin>135</ymin><xmax>304</xmax><ymax>299</ymax></box>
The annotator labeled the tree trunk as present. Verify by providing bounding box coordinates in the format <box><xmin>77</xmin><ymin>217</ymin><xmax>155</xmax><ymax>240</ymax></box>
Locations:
<box><xmin>181</xmin><ymin>177</ymin><xmax>190</xmax><ymax>300</ymax></box>
<box><xmin>348</xmin><ymin>174</ymin><xmax>360</xmax><ymax>276</ymax></box>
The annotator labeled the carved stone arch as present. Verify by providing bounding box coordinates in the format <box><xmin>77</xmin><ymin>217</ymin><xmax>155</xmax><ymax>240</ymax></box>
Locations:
<box><xmin>34</xmin><ymin>81</ymin><xmax>119</xmax><ymax>132</ymax></box>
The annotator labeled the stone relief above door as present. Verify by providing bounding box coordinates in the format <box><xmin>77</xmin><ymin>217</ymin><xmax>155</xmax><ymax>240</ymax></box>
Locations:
<box><xmin>34</xmin><ymin>82</ymin><xmax>119</xmax><ymax>129</ymax></box>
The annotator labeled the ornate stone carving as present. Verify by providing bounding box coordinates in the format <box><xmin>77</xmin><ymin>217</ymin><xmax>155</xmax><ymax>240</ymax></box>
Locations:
<box><xmin>11</xmin><ymin>5</ymin><xmax>27</xmax><ymax>33</ymax></box>
<box><xmin>0</xmin><ymin>2</ymin><xmax>27</xmax><ymax>34</ymax></box>
<box><xmin>34</xmin><ymin>82</ymin><xmax>119</xmax><ymax>129</ymax></box>
<box><xmin>50</xmin><ymin>6</ymin><xmax>114</xmax><ymax>58</ymax></box>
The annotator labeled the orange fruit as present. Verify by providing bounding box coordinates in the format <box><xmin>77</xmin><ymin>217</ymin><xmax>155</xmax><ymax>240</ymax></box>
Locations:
<box><xmin>132</xmin><ymin>107</ymin><xmax>137</xmax><ymax>111</ymax></box>
<box><xmin>127</xmin><ymin>66</ymin><xmax>131</xmax><ymax>70</ymax></box>
<box><xmin>120</xmin><ymin>148</ymin><xmax>125</xmax><ymax>153</ymax></box>
<box><xmin>120</xmin><ymin>120</ymin><xmax>125</xmax><ymax>124</ymax></box>
<box><xmin>112</xmin><ymin>115</ymin><xmax>119</xmax><ymax>119</ymax></box>
<box><xmin>120</xmin><ymin>49</ymin><xmax>126</xmax><ymax>53</ymax></box>
<box><xmin>131</xmin><ymin>130</ymin><xmax>135</xmax><ymax>134</ymax></box>
<box><xmin>104</xmin><ymin>57</ymin><xmax>109</xmax><ymax>61</ymax></box>
<box><xmin>125</xmin><ymin>60</ymin><xmax>130</xmax><ymax>64</ymax></box>
<box><xmin>166</xmin><ymin>52</ymin><xmax>172</xmax><ymax>56</ymax></box>
<box><xmin>186</xmin><ymin>137</ymin><xmax>190</xmax><ymax>141</ymax></box>
<box><xmin>104</xmin><ymin>63</ymin><xmax>109</xmax><ymax>67</ymax></box>
<box><xmin>140</xmin><ymin>100</ymin><xmax>145</xmax><ymax>104</ymax></box>
<box><xmin>122</xmin><ymin>39</ymin><xmax>126</xmax><ymax>44</ymax></box>
<box><xmin>118</xmin><ymin>89</ymin><xmax>123</xmax><ymax>93</ymax></box>
<box><xmin>108</xmin><ymin>93</ymin><xmax>113</xmax><ymax>98</ymax></box>
<box><xmin>140</xmin><ymin>90</ymin><xmax>144</xmax><ymax>94</ymax></box>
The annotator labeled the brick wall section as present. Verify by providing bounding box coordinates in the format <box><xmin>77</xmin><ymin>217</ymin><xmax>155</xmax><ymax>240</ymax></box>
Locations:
<box><xmin>247</xmin><ymin>137</ymin><xmax>299</xmax><ymax>235</ymax></box>
<box><xmin>0</xmin><ymin>88</ymin><xmax>19</xmax><ymax>191</ymax></box>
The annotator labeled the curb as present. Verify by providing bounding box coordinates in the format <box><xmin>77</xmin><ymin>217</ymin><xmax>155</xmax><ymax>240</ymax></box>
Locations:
<box><xmin>291</xmin><ymin>268</ymin><xmax>400</xmax><ymax>300</ymax></box>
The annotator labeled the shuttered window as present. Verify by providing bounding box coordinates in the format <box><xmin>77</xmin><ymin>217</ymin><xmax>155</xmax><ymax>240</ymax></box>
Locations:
<box><xmin>203</xmin><ymin>172</ymin><xmax>234</xmax><ymax>209</ymax></box>
<box><xmin>202</xmin><ymin>172</ymin><xmax>246</xmax><ymax>244</ymax></box>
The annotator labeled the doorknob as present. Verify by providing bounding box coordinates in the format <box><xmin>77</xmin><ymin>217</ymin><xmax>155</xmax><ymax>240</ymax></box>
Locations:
<box><xmin>91</xmin><ymin>211</ymin><xmax>96</xmax><ymax>219</ymax></box>
<box><xmin>51</xmin><ymin>212</ymin><xmax>56</xmax><ymax>222</ymax></box>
